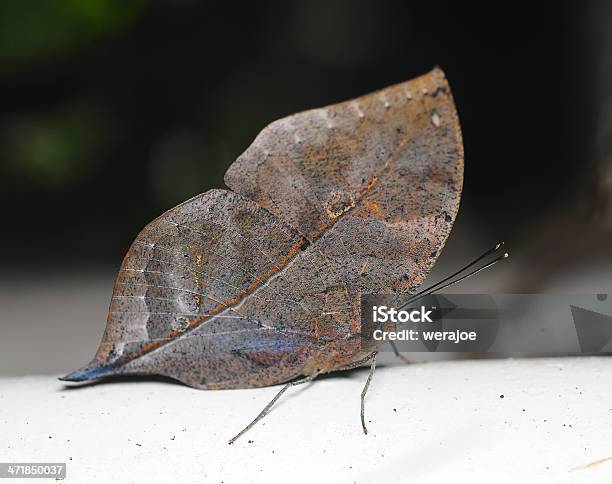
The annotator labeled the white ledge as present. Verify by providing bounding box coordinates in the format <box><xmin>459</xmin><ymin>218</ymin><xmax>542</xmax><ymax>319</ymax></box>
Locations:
<box><xmin>1</xmin><ymin>357</ymin><xmax>611</xmax><ymax>483</ymax></box>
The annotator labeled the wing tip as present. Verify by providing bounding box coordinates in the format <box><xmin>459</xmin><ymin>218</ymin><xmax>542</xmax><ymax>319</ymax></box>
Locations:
<box><xmin>59</xmin><ymin>361</ymin><xmax>118</xmax><ymax>383</ymax></box>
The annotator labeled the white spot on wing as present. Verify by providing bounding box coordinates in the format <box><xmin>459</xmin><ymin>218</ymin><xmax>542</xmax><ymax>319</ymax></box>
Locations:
<box><xmin>431</xmin><ymin>111</ymin><xmax>441</xmax><ymax>127</ymax></box>
<box><xmin>352</xmin><ymin>102</ymin><xmax>365</xmax><ymax>118</ymax></box>
<box><xmin>380</xmin><ymin>93</ymin><xmax>390</xmax><ymax>109</ymax></box>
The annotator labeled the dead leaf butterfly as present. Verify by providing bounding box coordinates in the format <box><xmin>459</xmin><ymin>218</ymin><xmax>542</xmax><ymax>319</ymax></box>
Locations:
<box><xmin>62</xmin><ymin>68</ymin><xmax>504</xmax><ymax>443</ymax></box>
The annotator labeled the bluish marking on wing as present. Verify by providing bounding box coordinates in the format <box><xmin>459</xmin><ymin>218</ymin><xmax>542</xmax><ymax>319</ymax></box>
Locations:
<box><xmin>230</xmin><ymin>336</ymin><xmax>304</xmax><ymax>353</ymax></box>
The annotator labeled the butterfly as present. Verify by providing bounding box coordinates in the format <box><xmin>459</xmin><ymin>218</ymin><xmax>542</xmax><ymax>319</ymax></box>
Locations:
<box><xmin>61</xmin><ymin>68</ymin><xmax>477</xmax><ymax>443</ymax></box>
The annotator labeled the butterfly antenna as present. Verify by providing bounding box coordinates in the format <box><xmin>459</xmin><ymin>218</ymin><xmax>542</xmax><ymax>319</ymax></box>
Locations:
<box><xmin>399</xmin><ymin>243</ymin><xmax>508</xmax><ymax>308</ymax></box>
<box><xmin>406</xmin><ymin>242</ymin><xmax>504</xmax><ymax>300</ymax></box>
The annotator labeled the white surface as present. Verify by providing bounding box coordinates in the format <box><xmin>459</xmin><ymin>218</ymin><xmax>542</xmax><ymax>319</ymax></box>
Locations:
<box><xmin>2</xmin><ymin>357</ymin><xmax>612</xmax><ymax>483</ymax></box>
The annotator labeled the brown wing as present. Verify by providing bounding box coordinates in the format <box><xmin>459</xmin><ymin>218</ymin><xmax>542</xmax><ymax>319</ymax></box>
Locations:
<box><xmin>64</xmin><ymin>189</ymin><xmax>350</xmax><ymax>389</ymax></box>
<box><xmin>61</xmin><ymin>68</ymin><xmax>463</xmax><ymax>389</ymax></box>
<box><xmin>225</xmin><ymin>67</ymin><xmax>463</xmax><ymax>296</ymax></box>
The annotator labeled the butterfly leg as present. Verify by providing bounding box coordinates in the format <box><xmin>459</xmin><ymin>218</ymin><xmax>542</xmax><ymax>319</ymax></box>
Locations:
<box><xmin>228</xmin><ymin>373</ymin><xmax>319</xmax><ymax>444</ymax></box>
<box><xmin>389</xmin><ymin>340</ymin><xmax>413</xmax><ymax>364</ymax></box>
<box><xmin>360</xmin><ymin>352</ymin><xmax>377</xmax><ymax>434</ymax></box>
<box><xmin>336</xmin><ymin>352</ymin><xmax>378</xmax><ymax>434</ymax></box>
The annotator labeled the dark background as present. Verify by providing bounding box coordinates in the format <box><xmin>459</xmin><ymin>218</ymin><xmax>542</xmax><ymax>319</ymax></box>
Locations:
<box><xmin>2</xmin><ymin>1</ymin><xmax>611</xmax><ymax>374</ymax></box>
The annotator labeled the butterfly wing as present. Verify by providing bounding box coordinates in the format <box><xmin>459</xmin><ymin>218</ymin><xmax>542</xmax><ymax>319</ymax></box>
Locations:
<box><xmin>63</xmin><ymin>189</ymin><xmax>351</xmax><ymax>388</ymax></box>
<box><xmin>225</xmin><ymin>67</ymin><xmax>463</xmax><ymax>297</ymax></box>
<box><xmin>62</xmin><ymin>68</ymin><xmax>463</xmax><ymax>388</ymax></box>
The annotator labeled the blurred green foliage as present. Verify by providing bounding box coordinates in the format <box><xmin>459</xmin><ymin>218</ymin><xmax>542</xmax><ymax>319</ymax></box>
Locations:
<box><xmin>0</xmin><ymin>0</ymin><xmax>144</xmax><ymax>71</ymax></box>
<box><xmin>3</xmin><ymin>103</ymin><xmax>112</xmax><ymax>188</ymax></box>
<box><xmin>0</xmin><ymin>1</ymin><xmax>586</xmax><ymax>266</ymax></box>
